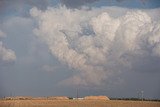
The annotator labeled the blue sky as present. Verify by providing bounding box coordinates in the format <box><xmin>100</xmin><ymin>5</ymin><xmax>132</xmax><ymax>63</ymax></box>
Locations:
<box><xmin>0</xmin><ymin>0</ymin><xmax>160</xmax><ymax>99</ymax></box>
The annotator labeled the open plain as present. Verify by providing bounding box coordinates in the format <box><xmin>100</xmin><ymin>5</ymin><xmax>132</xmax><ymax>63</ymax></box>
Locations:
<box><xmin>0</xmin><ymin>99</ymin><xmax>160</xmax><ymax>107</ymax></box>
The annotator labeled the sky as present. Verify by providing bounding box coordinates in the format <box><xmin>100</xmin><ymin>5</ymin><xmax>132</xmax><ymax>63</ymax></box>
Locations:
<box><xmin>0</xmin><ymin>0</ymin><xmax>160</xmax><ymax>99</ymax></box>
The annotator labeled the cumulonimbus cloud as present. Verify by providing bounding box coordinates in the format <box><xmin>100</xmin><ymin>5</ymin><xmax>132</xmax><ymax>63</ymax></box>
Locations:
<box><xmin>30</xmin><ymin>6</ymin><xmax>160</xmax><ymax>87</ymax></box>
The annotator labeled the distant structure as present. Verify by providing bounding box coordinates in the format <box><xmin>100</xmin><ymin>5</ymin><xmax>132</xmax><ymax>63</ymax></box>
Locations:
<box><xmin>84</xmin><ymin>96</ymin><xmax>110</xmax><ymax>100</ymax></box>
<box><xmin>76</xmin><ymin>88</ymin><xmax>79</xmax><ymax>99</ymax></box>
<box><xmin>141</xmin><ymin>91</ymin><xmax>144</xmax><ymax>101</ymax></box>
<box><xmin>137</xmin><ymin>90</ymin><xmax>144</xmax><ymax>101</ymax></box>
<box><xmin>73</xmin><ymin>97</ymin><xmax>84</xmax><ymax>100</ymax></box>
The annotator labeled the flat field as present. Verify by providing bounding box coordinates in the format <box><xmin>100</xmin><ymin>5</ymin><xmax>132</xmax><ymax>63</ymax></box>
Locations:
<box><xmin>0</xmin><ymin>99</ymin><xmax>160</xmax><ymax>107</ymax></box>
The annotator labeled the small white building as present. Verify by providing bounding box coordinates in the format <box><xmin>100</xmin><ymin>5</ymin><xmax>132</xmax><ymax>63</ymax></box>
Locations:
<box><xmin>73</xmin><ymin>98</ymin><xmax>84</xmax><ymax>100</ymax></box>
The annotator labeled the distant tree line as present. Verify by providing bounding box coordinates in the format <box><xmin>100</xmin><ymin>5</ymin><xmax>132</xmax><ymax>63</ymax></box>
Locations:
<box><xmin>110</xmin><ymin>98</ymin><xmax>160</xmax><ymax>102</ymax></box>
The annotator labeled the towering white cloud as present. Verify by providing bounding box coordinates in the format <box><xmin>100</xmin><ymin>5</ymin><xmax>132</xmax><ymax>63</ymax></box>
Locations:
<box><xmin>31</xmin><ymin>6</ymin><xmax>160</xmax><ymax>87</ymax></box>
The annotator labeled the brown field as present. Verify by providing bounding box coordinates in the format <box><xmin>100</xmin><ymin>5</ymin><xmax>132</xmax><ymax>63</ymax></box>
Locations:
<box><xmin>0</xmin><ymin>99</ymin><xmax>160</xmax><ymax>107</ymax></box>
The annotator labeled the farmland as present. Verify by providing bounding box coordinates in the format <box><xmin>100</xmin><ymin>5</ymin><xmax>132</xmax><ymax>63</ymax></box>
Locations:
<box><xmin>0</xmin><ymin>99</ymin><xmax>160</xmax><ymax>107</ymax></box>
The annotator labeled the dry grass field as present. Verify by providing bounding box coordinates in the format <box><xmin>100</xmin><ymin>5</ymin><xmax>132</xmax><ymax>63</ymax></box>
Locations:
<box><xmin>0</xmin><ymin>99</ymin><xmax>160</xmax><ymax>107</ymax></box>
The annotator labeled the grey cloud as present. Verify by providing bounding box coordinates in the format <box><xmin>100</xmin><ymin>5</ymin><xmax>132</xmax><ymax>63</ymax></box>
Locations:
<box><xmin>60</xmin><ymin>0</ymin><xmax>100</xmax><ymax>8</ymax></box>
<box><xmin>59</xmin><ymin>0</ymin><xmax>146</xmax><ymax>8</ymax></box>
<box><xmin>0</xmin><ymin>0</ymin><xmax>50</xmax><ymax>18</ymax></box>
<box><xmin>116</xmin><ymin>0</ymin><xmax>124</xmax><ymax>1</ymax></box>
<box><xmin>0</xmin><ymin>0</ymin><xmax>49</xmax><ymax>9</ymax></box>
